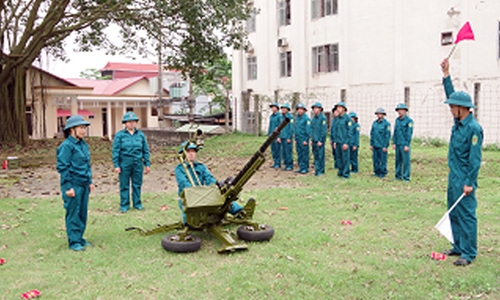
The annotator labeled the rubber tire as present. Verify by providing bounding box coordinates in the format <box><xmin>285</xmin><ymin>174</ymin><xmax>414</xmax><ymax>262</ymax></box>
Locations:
<box><xmin>237</xmin><ymin>224</ymin><xmax>274</xmax><ymax>241</ymax></box>
<box><xmin>161</xmin><ymin>234</ymin><xmax>202</xmax><ymax>253</ymax></box>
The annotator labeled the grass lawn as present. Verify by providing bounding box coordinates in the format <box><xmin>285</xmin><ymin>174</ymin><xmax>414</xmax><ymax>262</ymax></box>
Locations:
<box><xmin>1</xmin><ymin>133</ymin><xmax>499</xmax><ymax>299</ymax></box>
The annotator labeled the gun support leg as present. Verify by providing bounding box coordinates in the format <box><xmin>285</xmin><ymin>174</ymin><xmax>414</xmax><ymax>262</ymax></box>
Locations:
<box><xmin>208</xmin><ymin>225</ymin><xmax>248</xmax><ymax>253</ymax></box>
<box><xmin>125</xmin><ymin>221</ymin><xmax>185</xmax><ymax>236</ymax></box>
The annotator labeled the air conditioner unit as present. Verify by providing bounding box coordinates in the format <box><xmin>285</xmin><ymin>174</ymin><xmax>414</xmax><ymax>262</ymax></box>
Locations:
<box><xmin>277</xmin><ymin>37</ymin><xmax>288</xmax><ymax>47</ymax></box>
<box><xmin>246</xmin><ymin>44</ymin><xmax>254</xmax><ymax>54</ymax></box>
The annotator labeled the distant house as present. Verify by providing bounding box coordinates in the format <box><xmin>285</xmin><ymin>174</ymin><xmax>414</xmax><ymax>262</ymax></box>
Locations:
<box><xmin>28</xmin><ymin>62</ymin><xmax>181</xmax><ymax>139</ymax></box>
<box><xmin>28</xmin><ymin>61</ymin><xmax>219</xmax><ymax>139</ymax></box>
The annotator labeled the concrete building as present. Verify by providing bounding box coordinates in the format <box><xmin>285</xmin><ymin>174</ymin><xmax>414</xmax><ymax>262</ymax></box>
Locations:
<box><xmin>232</xmin><ymin>0</ymin><xmax>500</xmax><ymax>143</ymax></box>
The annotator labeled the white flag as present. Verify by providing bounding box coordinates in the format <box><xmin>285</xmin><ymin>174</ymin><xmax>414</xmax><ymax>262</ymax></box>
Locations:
<box><xmin>435</xmin><ymin>212</ymin><xmax>454</xmax><ymax>243</ymax></box>
<box><xmin>435</xmin><ymin>193</ymin><xmax>465</xmax><ymax>244</ymax></box>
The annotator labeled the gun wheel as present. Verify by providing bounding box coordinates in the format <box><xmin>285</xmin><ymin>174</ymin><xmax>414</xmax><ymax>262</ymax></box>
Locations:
<box><xmin>161</xmin><ymin>234</ymin><xmax>202</xmax><ymax>253</ymax></box>
<box><xmin>237</xmin><ymin>224</ymin><xmax>274</xmax><ymax>241</ymax></box>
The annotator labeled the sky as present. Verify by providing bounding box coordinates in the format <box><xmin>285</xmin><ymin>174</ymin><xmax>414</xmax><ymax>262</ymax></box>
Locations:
<box><xmin>41</xmin><ymin>26</ymin><xmax>156</xmax><ymax>79</ymax></box>
<box><xmin>44</xmin><ymin>49</ymin><xmax>155</xmax><ymax>79</ymax></box>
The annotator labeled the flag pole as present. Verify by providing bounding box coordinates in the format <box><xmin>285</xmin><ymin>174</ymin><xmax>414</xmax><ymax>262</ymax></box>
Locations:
<box><xmin>444</xmin><ymin>193</ymin><xmax>465</xmax><ymax>216</ymax></box>
<box><xmin>447</xmin><ymin>44</ymin><xmax>458</xmax><ymax>59</ymax></box>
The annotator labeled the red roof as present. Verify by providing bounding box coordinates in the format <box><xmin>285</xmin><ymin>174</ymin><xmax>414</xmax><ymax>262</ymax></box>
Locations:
<box><xmin>101</xmin><ymin>62</ymin><xmax>162</xmax><ymax>72</ymax></box>
<box><xmin>66</xmin><ymin>76</ymin><xmax>149</xmax><ymax>95</ymax></box>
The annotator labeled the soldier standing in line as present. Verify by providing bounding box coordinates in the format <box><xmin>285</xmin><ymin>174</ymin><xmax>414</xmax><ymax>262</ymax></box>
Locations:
<box><xmin>348</xmin><ymin>112</ymin><xmax>360</xmax><ymax>173</ymax></box>
<box><xmin>268</xmin><ymin>102</ymin><xmax>283</xmax><ymax>168</ymax></box>
<box><xmin>294</xmin><ymin>103</ymin><xmax>311</xmax><ymax>174</ymax></box>
<box><xmin>310</xmin><ymin>102</ymin><xmax>327</xmax><ymax>176</ymax></box>
<box><xmin>280</xmin><ymin>103</ymin><xmax>295</xmax><ymax>171</ymax></box>
<box><xmin>370</xmin><ymin>108</ymin><xmax>391</xmax><ymax>178</ymax></box>
<box><xmin>392</xmin><ymin>103</ymin><xmax>414</xmax><ymax>181</ymax></box>
<box><xmin>329</xmin><ymin>108</ymin><xmax>340</xmax><ymax>169</ymax></box>
<box><xmin>332</xmin><ymin>102</ymin><xmax>352</xmax><ymax>178</ymax></box>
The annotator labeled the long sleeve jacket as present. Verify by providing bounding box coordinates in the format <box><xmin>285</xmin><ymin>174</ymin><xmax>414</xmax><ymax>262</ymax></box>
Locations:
<box><xmin>311</xmin><ymin>113</ymin><xmax>327</xmax><ymax>143</ymax></box>
<box><xmin>294</xmin><ymin>114</ymin><xmax>311</xmax><ymax>143</ymax></box>
<box><xmin>112</xmin><ymin>128</ymin><xmax>151</xmax><ymax>168</ymax></box>
<box><xmin>443</xmin><ymin>76</ymin><xmax>483</xmax><ymax>187</ymax></box>
<box><xmin>370</xmin><ymin>118</ymin><xmax>391</xmax><ymax>148</ymax></box>
<box><xmin>333</xmin><ymin>113</ymin><xmax>352</xmax><ymax>145</ymax></box>
<box><xmin>393</xmin><ymin>115</ymin><xmax>413</xmax><ymax>147</ymax></box>
<box><xmin>56</xmin><ymin>136</ymin><xmax>93</xmax><ymax>191</ymax></box>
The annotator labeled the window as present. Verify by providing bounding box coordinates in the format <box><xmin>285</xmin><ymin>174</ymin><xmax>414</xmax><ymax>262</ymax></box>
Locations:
<box><xmin>280</xmin><ymin>51</ymin><xmax>292</xmax><ymax>77</ymax></box>
<box><xmin>312</xmin><ymin>0</ymin><xmax>337</xmax><ymax>19</ymax></box>
<box><xmin>441</xmin><ymin>32</ymin><xmax>453</xmax><ymax>45</ymax></box>
<box><xmin>246</xmin><ymin>9</ymin><xmax>257</xmax><ymax>33</ymax></box>
<box><xmin>279</xmin><ymin>0</ymin><xmax>291</xmax><ymax>26</ymax></box>
<box><xmin>312</xmin><ymin>43</ymin><xmax>339</xmax><ymax>73</ymax></box>
<box><xmin>247</xmin><ymin>56</ymin><xmax>257</xmax><ymax>80</ymax></box>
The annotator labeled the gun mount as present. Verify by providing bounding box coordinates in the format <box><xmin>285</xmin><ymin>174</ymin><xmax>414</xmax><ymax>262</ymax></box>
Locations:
<box><xmin>126</xmin><ymin>117</ymin><xmax>291</xmax><ymax>253</ymax></box>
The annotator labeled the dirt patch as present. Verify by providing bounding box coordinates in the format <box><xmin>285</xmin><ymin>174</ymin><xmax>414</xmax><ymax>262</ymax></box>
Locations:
<box><xmin>0</xmin><ymin>156</ymin><xmax>303</xmax><ymax>199</ymax></box>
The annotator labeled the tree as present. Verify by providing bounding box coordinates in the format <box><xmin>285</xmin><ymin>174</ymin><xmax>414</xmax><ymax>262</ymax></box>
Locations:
<box><xmin>193</xmin><ymin>56</ymin><xmax>232</xmax><ymax>132</ymax></box>
<box><xmin>0</xmin><ymin>0</ymin><xmax>250</xmax><ymax>144</ymax></box>
<box><xmin>79</xmin><ymin>68</ymin><xmax>111</xmax><ymax>80</ymax></box>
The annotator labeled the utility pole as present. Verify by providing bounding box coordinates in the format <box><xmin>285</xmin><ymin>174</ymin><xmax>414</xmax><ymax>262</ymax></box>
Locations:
<box><xmin>188</xmin><ymin>74</ymin><xmax>194</xmax><ymax>123</ymax></box>
<box><xmin>157</xmin><ymin>48</ymin><xmax>164</xmax><ymax>128</ymax></box>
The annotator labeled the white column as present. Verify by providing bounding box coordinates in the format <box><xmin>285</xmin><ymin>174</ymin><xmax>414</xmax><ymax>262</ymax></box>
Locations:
<box><xmin>107</xmin><ymin>101</ymin><xmax>112</xmax><ymax>139</ymax></box>
<box><xmin>70</xmin><ymin>96</ymin><xmax>78</xmax><ymax>115</ymax></box>
<box><xmin>146</xmin><ymin>101</ymin><xmax>151</xmax><ymax>128</ymax></box>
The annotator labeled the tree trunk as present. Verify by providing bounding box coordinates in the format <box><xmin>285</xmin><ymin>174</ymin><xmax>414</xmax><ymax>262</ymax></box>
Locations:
<box><xmin>0</xmin><ymin>65</ymin><xmax>28</xmax><ymax>145</ymax></box>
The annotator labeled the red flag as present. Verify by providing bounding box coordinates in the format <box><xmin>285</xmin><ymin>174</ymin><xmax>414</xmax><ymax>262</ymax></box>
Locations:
<box><xmin>454</xmin><ymin>22</ymin><xmax>475</xmax><ymax>44</ymax></box>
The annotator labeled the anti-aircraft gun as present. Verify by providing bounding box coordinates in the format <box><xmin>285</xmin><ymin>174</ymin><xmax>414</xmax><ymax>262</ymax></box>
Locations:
<box><xmin>126</xmin><ymin>117</ymin><xmax>291</xmax><ymax>253</ymax></box>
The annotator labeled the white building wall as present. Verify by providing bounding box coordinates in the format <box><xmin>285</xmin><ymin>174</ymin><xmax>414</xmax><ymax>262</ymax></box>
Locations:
<box><xmin>232</xmin><ymin>0</ymin><xmax>500</xmax><ymax>144</ymax></box>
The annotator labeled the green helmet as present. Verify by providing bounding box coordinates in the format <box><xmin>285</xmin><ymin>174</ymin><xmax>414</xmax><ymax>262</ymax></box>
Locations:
<box><xmin>178</xmin><ymin>141</ymin><xmax>198</xmax><ymax>154</ymax></box>
<box><xmin>296</xmin><ymin>103</ymin><xmax>307</xmax><ymax>111</ymax></box>
<box><xmin>395</xmin><ymin>103</ymin><xmax>408</xmax><ymax>111</ymax></box>
<box><xmin>122</xmin><ymin>111</ymin><xmax>139</xmax><ymax>123</ymax></box>
<box><xmin>333</xmin><ymin>101</ymin><xmax>347</xmax><ymax>112</ymax></box>
<box><xmin>374</xmin><ymin>107</ymin><xmax>386</xmax><ymax>115</ymax></box>
<box><xmin>444</xmin><ymin>91</ymin><xmax>475</xmax><ymax>108</ymax></box>
<box><xmin>269</xmin><ymin>102</ymin><xmax>280</xmax><ymax>109</ymax></box>
<box><xmin>311</xmin><ymin>101</ymin><xmax>323</xmax><ymax>110</ymax></box>
<box><xmin>280</xmin><ymin>103</ymin><xmax>291</xmax><ymax>111</ymax></box>
<box><xmin>348</xmin><ymin>112</ymin><xmax>358</xmax><ymax>119</ymax></box>
<box><xmin>64</xmin><ymin>115</ymin><xmax>90</xmax><ymax>131</ymax></box>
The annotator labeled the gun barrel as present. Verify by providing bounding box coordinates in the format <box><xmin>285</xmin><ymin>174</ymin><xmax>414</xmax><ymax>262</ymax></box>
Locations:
<box><xmin>230</xmin><ymin>117</ymin><xmax>291</xmax><ymax>187</ymax></box>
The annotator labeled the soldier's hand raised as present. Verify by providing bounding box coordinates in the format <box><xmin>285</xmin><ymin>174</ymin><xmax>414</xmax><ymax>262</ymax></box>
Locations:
<box><xmin>441</xmin><ymin>58</ymin><xmax>450</xmax><ymax>77</ymax></box>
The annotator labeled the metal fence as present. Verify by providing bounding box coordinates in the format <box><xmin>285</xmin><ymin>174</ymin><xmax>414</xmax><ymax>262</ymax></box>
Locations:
<box><xmin>254</xmin><ymin>81</ymin><xmax>500</xmax><ymax>146</ymax></box>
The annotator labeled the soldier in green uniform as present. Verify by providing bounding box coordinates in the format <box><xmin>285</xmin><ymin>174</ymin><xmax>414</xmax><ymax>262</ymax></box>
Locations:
<box><xmin>440</xmin><ymin>58</ymin><xmax>483</xmax><ymax>266</ymax></box>
<box><xmin>310</xmin><ymin>102</ymin><xmax>327</xmax><ymax>176</ymax></box>
<box><xmin>392</xmin><ymin>103</ymin><xmax>414</xmax><ymax>181</ymax></box>
<box><xmin>370</xmin><ymin>108</ymin><xmax>391</xmax><ymax>178</ymax></box>
<box><xmin>294</xmin><ymin>103</ymin><xmax>311</xmax><ymax>174</ymax></box>
<box><xmin>112</xmin><ymin>112</ymin><xmax>151</xmax><ymax>213</ymax></box>
<box><xmin>348</xmin><ymin>112</ymin><xmax>360</xmax><ymax>173</ymax></box>
<box><xmin>329</xmin><ymin>108</ymin><xmax>340</xmax><ymax>169</ymax></box>
<box><xmin>268</xmin><ymin>102</ymin><xmax>283</xmax><ymax>168</ymax></box>
<box><xmin>175</xmin><ymin>142</ymin><xmax>244</xmax><ymax>224</ymax></box>
<box><xmin>56</xmin><ymin>115</ymin><xmax>94</xmax><ymax>251</ymax></box>
<box><xmin>332</xmin><ymin>102</ymin><xmax>352</xmax><ymax>178</ymax></box>
<box><xmin>280</xmin><ymin>103</ymin><xmax>294</xmax><ymax>171</ymax></box>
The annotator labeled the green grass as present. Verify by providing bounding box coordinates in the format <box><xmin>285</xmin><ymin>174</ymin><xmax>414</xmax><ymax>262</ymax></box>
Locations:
<box><xmin>1</xmin><ymin>134</ymin><xmax>500</xmax><ymax>299</ymax></box>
